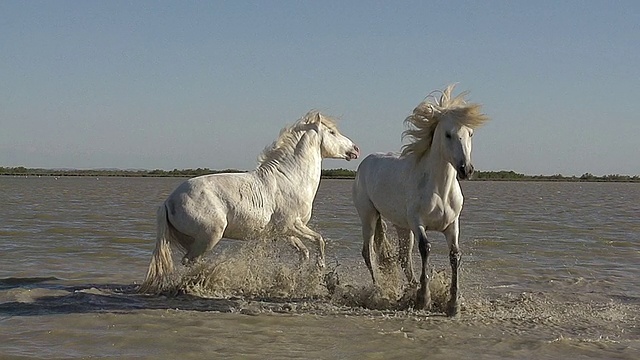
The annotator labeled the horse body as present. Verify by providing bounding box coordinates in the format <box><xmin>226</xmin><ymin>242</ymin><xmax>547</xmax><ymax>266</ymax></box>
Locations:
<box><xmin>353</xmin><ymin>85</ymin><xmax>488</xmax><ymax>316</ymax></box>
<box><xmin>356</xmin><ymin>152</ymin><xmax>463</xmax><ymax>232</ymax></box>
<box><xmin>166</xmin><ymin>173</ymin><xmax>274</xmax><ymax>242</ymax></box>
<box><xmin>140</xmin><ymin>111</ymin><xmax>359</xmax><ymax>294</ymax></box>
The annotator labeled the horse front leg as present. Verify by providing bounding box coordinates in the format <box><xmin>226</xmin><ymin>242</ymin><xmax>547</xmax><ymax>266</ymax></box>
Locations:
<box><xmin>291</xmin><ymin>220</ymin><xmax>326</xmax><ymax>269</ymax></box>
<box><xmin>444</xmin><ymin>220</ymin><xmax>461</xmax><ymax>317</ymax></box>
<box><xmin>414</xmin><ymin>225</ymin><xmax>431</xmax><ymax>310</ymax></box>
<box><xmin>287</xmin><ymin>236</ymin><xmax>310</xmax><ymax>264</ymax></box>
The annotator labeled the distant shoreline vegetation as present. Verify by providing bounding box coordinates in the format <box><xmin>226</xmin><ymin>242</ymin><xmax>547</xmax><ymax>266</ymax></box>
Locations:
<box><xmin>0</xmin><ymin>167</ymin><xmax>638</xmax><ymax>182</ymax></box>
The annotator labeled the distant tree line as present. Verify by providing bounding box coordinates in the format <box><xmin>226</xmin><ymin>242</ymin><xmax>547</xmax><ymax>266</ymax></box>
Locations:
<box><xmin>319</xmin><ymin>169</ymin><xmax>640</xmax><ymax>182</ymax></box>
<box><xmin>1</xmin><ymin>166</ymin><xmax>638</xmax><ymax>182</ymax></box>
<box><xmin>473</xmin><ymin>170</ymin><xmax>640</xmax><ymax>182</ymax></box>
<box><xmin>320</xmin><ymin>168</ymin><xmax>357</xmax><ymax>178</ymax></box>
<box><xmin>0</xmin><ymin>166</ymin><xmax>243</xmax><ymax>177</ymax></box>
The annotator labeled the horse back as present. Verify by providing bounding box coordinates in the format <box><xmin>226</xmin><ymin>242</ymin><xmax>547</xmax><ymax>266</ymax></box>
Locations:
<box><xmin>165</xmin><ymin>172</ymin><xmax>275</xmax><ymax>238</ymax></box>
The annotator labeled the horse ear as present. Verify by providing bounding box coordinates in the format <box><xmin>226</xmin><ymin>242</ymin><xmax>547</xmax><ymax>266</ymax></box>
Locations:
<box><xmin>313</xmin><ymin>112</ymin><xmax>322</xmax><ymax>124</ymax></box>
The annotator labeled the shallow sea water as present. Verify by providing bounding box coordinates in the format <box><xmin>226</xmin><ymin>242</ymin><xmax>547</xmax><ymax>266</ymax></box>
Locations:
<box><xmin>0</xmin><ymin>177</ymin><xmax>638</xmax><ymax>359</ymax></box>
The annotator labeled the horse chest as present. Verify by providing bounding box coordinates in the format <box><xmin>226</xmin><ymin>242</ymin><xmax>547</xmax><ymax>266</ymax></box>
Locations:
<box><xmin>419</xmin><ymin>195</ymin><xmax>462</xmax><ymax>231</ymax></box>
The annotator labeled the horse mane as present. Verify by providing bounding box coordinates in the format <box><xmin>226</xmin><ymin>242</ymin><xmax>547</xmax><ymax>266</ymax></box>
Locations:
<box><xmin>400</xmin><ymin>84</ymin><xmax>489</xmax><ymax>159</ymax></box>
<box><xmin>257</xmin><ymin>110</ymin><xmax>338</xmax><ymax>170</ymax></box>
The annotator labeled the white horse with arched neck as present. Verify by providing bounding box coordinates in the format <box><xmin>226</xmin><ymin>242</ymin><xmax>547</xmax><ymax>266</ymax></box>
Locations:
<box><xmin>352</xmin><ymin>85</ymin><xmax>488</xmax><ymax>316</ymax></box>
<box><xmin>140</xmin><ymin>111</ymin><xmax>360</xmax><ymax>294</ymax></box>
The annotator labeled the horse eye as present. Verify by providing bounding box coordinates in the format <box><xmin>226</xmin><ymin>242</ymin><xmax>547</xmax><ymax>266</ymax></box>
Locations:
<box><xmin>329</xmin><ymin>130</ymin><xmax>336</xmax><ymax>135</ymax></box>
<box><xmin>445</xmin><ymin>132</ymin><xmax>452</xmax><ymax>139</ymax></box>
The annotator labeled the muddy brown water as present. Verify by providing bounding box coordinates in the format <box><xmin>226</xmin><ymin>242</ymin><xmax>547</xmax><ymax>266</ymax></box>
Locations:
<box><xmin>0</xmin><ymin>177</ymin><xmax>638</xmax><ymax>359</ymax></box>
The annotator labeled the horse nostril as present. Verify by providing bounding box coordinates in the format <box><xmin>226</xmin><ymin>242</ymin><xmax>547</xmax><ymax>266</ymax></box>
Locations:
<box><xmin>457</xmin><ymin>162</ymin><xmax>474</xmax><ymax>179</ymax></box>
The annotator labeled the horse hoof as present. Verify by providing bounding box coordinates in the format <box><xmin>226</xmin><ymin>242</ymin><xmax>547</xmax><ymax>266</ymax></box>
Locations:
<box><xmin>324</xmin><ymin>271</ymin><xmax>339</xmax><ymax>294</ymax></box>
<box><xmin>447</xmin><ymin>302</ymin><xmax>460</xmax><ymax>317</ymax></box>
<box><xmin>415</xmin><ymin>294</ymin><xmax>432</xmax><ymax>311</ymax></box>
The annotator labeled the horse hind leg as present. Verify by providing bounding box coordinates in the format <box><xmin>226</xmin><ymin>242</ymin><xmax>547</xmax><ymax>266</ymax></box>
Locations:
<box><xmin>170</xmin><ymin>228</ymin><xmax>195</xmax><ymax>256</ymax></box>
<box><xmin>395</xmin><ymin>226</ymin><xmax>417</xmax><ymax>285</ymax></box>
<box><xmin>182</xmin><ymin>224</ymin><xmax>226</xmax><ymax>265</ymax></box>
<box><xmin>373</xmin><ymin>216</ymin><xmax>394</xmax><ymax>269</ymax></box>
<box><xmin>360</xmin><ymin>213</ymin><xmax>378</xmax><ymax>284</ymax></box>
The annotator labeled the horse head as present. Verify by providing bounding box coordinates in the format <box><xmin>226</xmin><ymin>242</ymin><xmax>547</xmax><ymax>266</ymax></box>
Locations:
<box><xmin>435</xmin><ymin>115</ymin><xmax>475</xmax><ymax>179</ymax></box>
<box><xmin>307</xmin><ymin>112</ymin><xmax>360</xmax><ymax>161</ymax></box>
<box><xmin>402</xmin><ymin>85</ymin><xmax>488</xmax><ymax>180</ymax></box>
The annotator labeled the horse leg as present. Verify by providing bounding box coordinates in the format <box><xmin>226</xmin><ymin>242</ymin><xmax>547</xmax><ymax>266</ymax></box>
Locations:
<box><xmin>182</xmin><ymin>224</ymin><xmax>226</xmax><ymax>265</ymax></box>
<box><xmin>414</xmin><ymin>225</ymin><xmax>431</xmax><ymax>310</ymax></box>
<box><xmin>373</xmin><ymin>216</ymin><xmax>395</xmax><ymax>270</ymax></box>
<box><xmin>444</xmin><ymin>220</ymin><xmax>461</xmax><ymax>317</ymax></box>
<box><xmin>359</xmin><ymin>213</ymin><xmax>378</xmax><ymax>284</ymax></box>
<box><xmin>287</xmin><ymin>236</ymin><xmax>310</xmax><ymax>264</ymax></box>
<box><xmin>395</xmin><ymin>226</ymin><xmax>417</xmax><ymax>285</ymax></box>
<box><xmin>290</xmin><ymin>220</ymin><xmax>326</xmax><ymax>269</ymax></box>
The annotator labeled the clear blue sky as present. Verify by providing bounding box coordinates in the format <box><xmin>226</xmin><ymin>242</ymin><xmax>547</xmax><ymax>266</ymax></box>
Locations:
<box><xmin>1</xmin><ymin>1</ymin><xmax>638</xmax><ymax>176</ymax></box>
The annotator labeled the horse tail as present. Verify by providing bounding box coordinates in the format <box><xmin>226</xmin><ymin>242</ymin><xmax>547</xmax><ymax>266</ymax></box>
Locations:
<box><xmin>373</xmin><ymin>215</ymin><xmax>395</xmax><ymax>268</ymax></box>
<box><xmin>138</xmin><ymin>203</ymin><xmax>176</xmax><ymax>294</ymax></box>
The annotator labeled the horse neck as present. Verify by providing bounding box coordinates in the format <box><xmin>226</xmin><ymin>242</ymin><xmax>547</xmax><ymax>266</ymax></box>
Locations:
<box><xmin>259</xmin><ymin>131</ymin><xmax>323</xmax><ymax>195</ymax></box>
<box><xmin>417</xmin><ymin>145</ymin><xmax>458</xmax><ymax>195</ymax></box>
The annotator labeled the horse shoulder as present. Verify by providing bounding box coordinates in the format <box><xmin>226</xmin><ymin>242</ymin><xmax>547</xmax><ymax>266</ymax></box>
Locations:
<box><xmin>276</xmin><ymin>175</ymin><xmax>319</xmax><ymax>223</ymax></box>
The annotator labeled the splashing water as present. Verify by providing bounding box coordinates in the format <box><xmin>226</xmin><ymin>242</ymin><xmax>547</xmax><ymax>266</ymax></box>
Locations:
<box><xmin>176</xmin><ymin>240</ymin><xmax>325</xmax><ymax>300</ymax></box>
<box><xmin>171</xmin><ymin>238</ymin><xmax>454</xmax><ymax>315</ymax></box>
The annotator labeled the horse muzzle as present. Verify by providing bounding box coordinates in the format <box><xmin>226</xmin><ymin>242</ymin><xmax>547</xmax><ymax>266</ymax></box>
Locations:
<box><xmin>346</xmin><ymin>145</ymin><xmax>360</xmax><ymax>161</ymax></box>
<box><xmin>457</xmin><ymin>162</ymin><xmax>474</xmax><ymax>180</ymax></box>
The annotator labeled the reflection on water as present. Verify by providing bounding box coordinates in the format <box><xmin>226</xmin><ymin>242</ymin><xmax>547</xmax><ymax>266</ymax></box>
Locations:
<box><xmin>0</xmin><ymin>177</ymin><xmax>638</xmax><ymax>359</ymax></box>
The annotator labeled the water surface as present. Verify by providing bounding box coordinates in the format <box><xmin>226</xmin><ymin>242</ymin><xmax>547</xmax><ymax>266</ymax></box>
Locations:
<box><xmin>0</xmin><ymin>177</ymin><xmax>638</xmax><ymax>359</ymax></box>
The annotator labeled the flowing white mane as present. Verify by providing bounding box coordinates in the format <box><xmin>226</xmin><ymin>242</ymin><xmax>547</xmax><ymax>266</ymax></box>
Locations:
<box><xmin>257</xmin><ymin>110</ymin><xmax>338</xmax><ymax>169</ymax></box>
<box><xmin>401</xmin><ymin>84</ymin><xmax>489</xmax><ymax>159</ymax></box>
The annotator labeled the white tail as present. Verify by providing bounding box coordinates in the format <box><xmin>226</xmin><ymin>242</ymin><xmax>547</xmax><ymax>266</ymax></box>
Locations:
<box><xmin>138</xmin><ymin>204</ymin><xmax>176</xmax><ymax>294</ymax></box>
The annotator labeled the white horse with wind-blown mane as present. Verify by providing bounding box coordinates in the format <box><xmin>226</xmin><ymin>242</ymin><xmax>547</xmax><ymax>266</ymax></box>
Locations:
<box><xmin>140</xmin><ymin>111</ymin><xmax>360</xmax><ymax>294</ymax></box>
<box><xmin>352</xmin><ymin>85</ymin><xmax>488</xmax><ymax>316</ymax></box>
